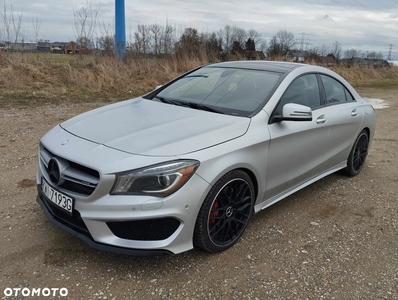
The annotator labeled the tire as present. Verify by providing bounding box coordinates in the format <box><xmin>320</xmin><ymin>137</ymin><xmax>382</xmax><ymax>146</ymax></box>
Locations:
<box><xmin>345</xmin><ymin>130</ymin><xmax>369</xmax><ymax>176</ymax></box>
<box><xmin>194</xmin><ymin>170</ymin><xmax>255</xmax><ymax>253</ymax></box>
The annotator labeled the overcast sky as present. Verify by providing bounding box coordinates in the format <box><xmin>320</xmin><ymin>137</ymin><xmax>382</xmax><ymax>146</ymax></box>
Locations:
<box><xmin>4</xmin><ymin>0</ymin><xmax>398</xmax><ymax>59</ymax></box>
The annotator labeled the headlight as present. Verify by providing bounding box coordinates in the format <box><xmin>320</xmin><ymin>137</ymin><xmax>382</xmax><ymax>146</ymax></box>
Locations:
<box><xmin>110</xmin><ymin>160</ymin><xmax>200</xmax><ymax>197</ymax></box>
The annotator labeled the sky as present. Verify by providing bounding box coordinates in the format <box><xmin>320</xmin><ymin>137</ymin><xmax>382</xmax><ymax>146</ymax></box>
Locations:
<box><xmin>3</xmin><ymin>0</ymin><xmax>398</xmax><ymax>59</ymax></box>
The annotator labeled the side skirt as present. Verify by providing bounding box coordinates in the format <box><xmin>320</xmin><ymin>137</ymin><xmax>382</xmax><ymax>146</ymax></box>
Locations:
<box><xmin>254</xmin><ymin>161</ymin><xmax>346</xmax><ymax>213</ymax></box>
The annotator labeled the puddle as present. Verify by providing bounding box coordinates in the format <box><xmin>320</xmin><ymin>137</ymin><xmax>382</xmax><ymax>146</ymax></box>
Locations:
<box><xmin>364</xmin><ymin>98</ymin><xmax>389</xmax><ymax>109</ymax></box>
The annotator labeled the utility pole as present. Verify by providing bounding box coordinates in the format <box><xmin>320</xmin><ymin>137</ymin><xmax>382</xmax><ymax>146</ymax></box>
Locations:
<box><xmin>387</xmin><ymin>44</ymin><xmax>393</xmax><ymax>61</ymax></box>
<box><xmin>297</xmin><ymin>33</ymin><xmax>310</xmax><ymax>51</ymax></box>
<box><xmin>115</xmin><ymin>0</ymin><xmax>126</xmax><ymax>61</ymax></box>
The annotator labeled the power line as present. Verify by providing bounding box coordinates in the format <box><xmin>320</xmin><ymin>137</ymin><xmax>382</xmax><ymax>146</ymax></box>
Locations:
<box><xmin>352</xmin><ymin>0</ymin><xmax>391</xmax><ymax>21</ymax></box>
<box><xmin>330</xmin><ymin>0</ymin><xmax>398</xmax><ymax>35</ymax></box>
<box><xmin>301</xmin><ymin>0</ymin><xmax>392</xmax><ymax>40</ymax></box>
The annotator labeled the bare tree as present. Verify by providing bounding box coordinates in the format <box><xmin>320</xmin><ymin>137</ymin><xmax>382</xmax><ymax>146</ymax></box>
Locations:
<box><xmin>0</xmin><ymin>1</ymin><xmax>24</xmax><ymax>44</ymax></box>
<box><xmin>268</xmin><ymin>35</ymin><xmax>282</xmax><ymax>57</ymax></box>
<box><xmin>231</xmin><ymin>26</ymin><xmax>246</xmax><ymax>49</ymax></box>
<box><xmin>32</xmin><ymin>13</ymin><xmax>41</xmax><ymax>42</ymax></box>
<box><xmin>11</xmin><ymin>6</ymin><xmax>22</xmax><ymax>43</ymax></box>
<box><xmin>97</xmin><ymin>19</ymin><xmax>114</xmax><ymax>53</ymax></box>
<box><xmin>267</xmin><ymin>30</ymin><xmax>295</xmax><ymax>58</ymax></box>
<box><xmin>367</xmin><ymin>51</ymin><xmax>376</xmax><ymax>59</ymax></box>
<box><xmin>330</xmin><ymin>41</ymin><xmax>342</xmax><ymax>60</ymax></box>
<box><xmin>1</xmin><ymin>1</ymin><xmax>12</xmax><ymax>44</ymax></box>
<box><xmin>127</xmin><ymin>21</ymin><xmax>134</xmax><ymax>51</ymax></box>
<box><xmin>318</xmin><ymin>43</ymin><xmax>330</xmax><ymax>56</ymax></box>
<box><xmin>344</xmin><ymin>49</ymin><xmax>362</xmax><ymax>59</ymax></box>
<box><xmin>101</xmin><ymin>19</ymin><xmax>114</xmax><ymax>37</ymax></box>
<box><xmin>376</xmin><ymin>51</ymin><xmax>384</xmax><ymax>59</ymax></box>
<box><xmin>19</xmin><ymin>29</ymin><xmax>27</xmax><ymax>44</ymax></box>
<box><xmin>219</xmin><ymin>25</ymin><xmax>232</xmax><ymax>52</ymax></box>
<box><xmin>97</xmin><ymin>35</ymin><xmax>114</xmax><ymax>53</ymax></box>
<box><xmin>259</xmin><ymin>40</ymin><xmax>267</xmax><ymax>54</ymax></box>
<box><xmin>134</xmin><ymin>24</ymin><xmax>151</xmax><ymax>54</ymax></box>
<box><xmin>276</xmin><ymin>29</ymin><xmax>296</xmax><ymax>56</ymax></box>
<box><xmin>202</xmin><ymin>31</ymin><xmax>222</xmax><ymax>59</ymax></box>
<box><xmin>343</xmin><ymin>49</ymin><xmax>351</xmax><ymax>59</ymax></box>
<box><xmin>73</xmin><ymin>1</ymin><xmax>99</xmax><ymax>49</ymax></box>
<box><xmin>162</xmin><ymin>20</ymin><xmax>174</xmax><ymax>55</ymax></box>
<box><xmin>150</xmin><ymin>24</ymin><xmax>162</xmax><ymax>55</ymax></box>
<box><xmin>175</xmin><ymin>27</ymin><xmax>200</xmax><ymax>57</ymax></box>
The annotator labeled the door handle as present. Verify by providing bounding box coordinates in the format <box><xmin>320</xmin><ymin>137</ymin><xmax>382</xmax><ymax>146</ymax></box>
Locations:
<box><xmin>316</xmin><ymin>115</ymin><xmax>327</xmax><ymax>124</ymax></box>
<box><xmin>351</xmin><ymin>109</ymin><xmax>358</xmax><ymax>117</ymax></box>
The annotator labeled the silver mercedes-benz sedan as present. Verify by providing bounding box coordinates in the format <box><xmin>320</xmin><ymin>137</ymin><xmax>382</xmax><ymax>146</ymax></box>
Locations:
<box><xmin>36</xmin><ymin>61</ymin><xmax>375</xmax><ymax>255</ymax></box>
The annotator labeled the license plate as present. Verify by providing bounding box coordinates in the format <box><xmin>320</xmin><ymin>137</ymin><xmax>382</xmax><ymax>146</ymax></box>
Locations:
<box><xmin>41</xmin><ymin>178</ymin><xmax>74</xmax><ymax>215</ymax></box>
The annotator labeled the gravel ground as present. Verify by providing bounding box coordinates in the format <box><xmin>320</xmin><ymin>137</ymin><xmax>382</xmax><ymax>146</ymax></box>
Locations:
<box><xmin>0</xmin><ymin>88</ymin><xmax>397</xmax><ymax>300</ymax></box>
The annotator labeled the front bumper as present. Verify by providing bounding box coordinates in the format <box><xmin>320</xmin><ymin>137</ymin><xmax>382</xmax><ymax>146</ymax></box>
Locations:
<box><xmin>36</xmin><ymin>169</ymin><xmax>211</xmax><ymax>255</ymax></box>
<box><xmin>37</xmin><ymin>187</ymin><xmax>170</xmax><ymax>256</ymax></box>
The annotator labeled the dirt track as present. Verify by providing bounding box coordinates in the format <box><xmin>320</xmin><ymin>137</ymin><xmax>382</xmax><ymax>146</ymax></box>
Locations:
<box><xmin>0</xmin><ymin>88</ymin><xmax>397</xmax><ymax>300</ymax></box>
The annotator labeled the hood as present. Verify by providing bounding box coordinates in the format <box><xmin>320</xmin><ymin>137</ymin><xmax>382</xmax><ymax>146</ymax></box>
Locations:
<box><xmin>60</xmin><ymin>98</ymin><xmax>250</xmax><ymax>156</ymax></box>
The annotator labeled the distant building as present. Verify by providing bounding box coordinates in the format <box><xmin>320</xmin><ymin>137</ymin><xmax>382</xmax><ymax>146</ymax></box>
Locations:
<box><xmin>64</xmin><ymin>41</ymin><xmax>93</xmax><ymax>55</ymax></box>
<box><xmin>340</xmin><ymin>58</ymin><xmax>390</xmax><ymax>68</ymax></box>
<box><xmin>286</xmin><ymin>50</ymin><xmax>309</xmax><ymax>63</ymax></box>
<box><xmin>367</xmin><ymin>59</ymin><xmax>390</xmax><ymax>68</ymax></box>
<box><xmin>318</xmin><ymin>55</ymin><xmax>336</xmax><ymax>67</ymax></box>
<box><xmin>9</xmin><ymin>42</ymin><xmax>37</xmax><ymax>51</ymax></box>
<box><xmin>50</xmin><ymin>42</ymin><xmax>68</xmax><ymax>54</ymax></box>
<box><xmin>37</xmin><ymin>41</ymin><xmax>50</xmax><ymax>52</ymax></box>
<box><xmin>243</xmin><ymin>50</ymin><xmax>266</xmax><ymax>60</ymax></box>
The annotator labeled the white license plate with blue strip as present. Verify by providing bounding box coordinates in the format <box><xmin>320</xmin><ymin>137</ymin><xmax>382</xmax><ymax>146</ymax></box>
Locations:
<box><xmin>41</xmin><ymin>177</ymin><xmax>74</xmax><ymax>214</ymax></box>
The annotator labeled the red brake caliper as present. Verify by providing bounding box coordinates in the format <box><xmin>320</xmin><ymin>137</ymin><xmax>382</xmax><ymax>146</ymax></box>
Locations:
<box><xmin>209</xmin><ymin>200</ymin><xmax>219</xmax><ymax>225</ymax></box>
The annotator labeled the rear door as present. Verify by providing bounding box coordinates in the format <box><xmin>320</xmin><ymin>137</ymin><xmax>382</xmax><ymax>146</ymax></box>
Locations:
<box><xmin>319</xmin><ymin>75</ymin><xmax>364</xmax><ymax>168</ymax></box>
<box><xmin>266</xmin><ymin>74</ymin><xmax>330</xmax><ymax>199</ymax></box>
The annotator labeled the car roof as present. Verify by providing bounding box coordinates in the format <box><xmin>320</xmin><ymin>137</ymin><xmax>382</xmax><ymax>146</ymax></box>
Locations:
<box><xmin>205</xmin><ymin>61</ymin><xmax>305</xmax><ymax>74</ymax></box>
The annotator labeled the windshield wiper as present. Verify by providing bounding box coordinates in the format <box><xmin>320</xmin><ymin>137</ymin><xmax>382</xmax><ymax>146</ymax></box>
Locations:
<box><xmin>154</xmin><ymin>96</ymin><xmax>224</xmax><ymax>114</ymax></box>
<box><xmin>184</xmin><ymin>75</ymin><xmax>209</xmax><ymax>78</ymax></box>
<box><xmin>185</xmin><ymin>102</ymin><xmax>224</xmax><ymax>114</ymax></box>
<box><xmin>153</xmin><ymin>96</ymin><xmax>183</xmax><ymax>106</ymax></box>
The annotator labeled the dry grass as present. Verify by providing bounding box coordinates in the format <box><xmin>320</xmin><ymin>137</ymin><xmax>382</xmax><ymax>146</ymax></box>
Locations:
<box><xmin>0</xmin><ymin>52</ymin><xmax>210</xmax><ymax>107</ymax></box>
<box><xmin>330</xmin><ymin>65</ymin><xmax>398</xmax><ymax>89</ymax></box>
<box><xmin>0</xmin><ymin>51</ymin><xmax>397</xmax><ymax>107</ymax></box>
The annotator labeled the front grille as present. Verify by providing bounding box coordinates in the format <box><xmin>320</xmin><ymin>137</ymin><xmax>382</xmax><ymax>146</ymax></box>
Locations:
<box><xmin>107</xmin><ymin>218</ymin><xmax>181</xmax><ymax>241</ymax></box>
<box><xmin>59</xmin><ymin>180</ymin><xmax>95</xmax><ymax>196</ymax></box>
<box><xmin>39</xmin><ymin>144</ymin><xmax>100</xmax><ymax>196</ymax></box>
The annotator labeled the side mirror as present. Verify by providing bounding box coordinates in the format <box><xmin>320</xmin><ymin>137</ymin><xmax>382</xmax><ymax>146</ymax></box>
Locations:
<box><xmin>275</xmin><ymin>103</ymin><xmax>312</xmax><ymax>122</ymax></box>
<box><xmin>155</xmin><ymin>85</ymin><xmax>163</xmax><ymax>90</ymax></box>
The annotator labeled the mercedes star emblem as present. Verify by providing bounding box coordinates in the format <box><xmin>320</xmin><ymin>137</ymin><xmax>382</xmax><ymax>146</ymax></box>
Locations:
<box><xmin>48</xmin><ymin>158</ymin><xmax>62</xmax><ymax>185</ymax></box>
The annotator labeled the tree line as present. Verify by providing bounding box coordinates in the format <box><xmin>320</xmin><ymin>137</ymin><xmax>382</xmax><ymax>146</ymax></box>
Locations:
<box><xmin>0</xmin><ymin>0</ymin><xmax>386</xmax><ymax>61</ymax></box>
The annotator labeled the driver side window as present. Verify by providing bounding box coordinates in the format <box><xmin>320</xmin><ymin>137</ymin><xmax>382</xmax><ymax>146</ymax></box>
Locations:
<box><xmin>275</xmin><ymin>74</ymin><xmax>321</xmax><ymax>115</ymax></box>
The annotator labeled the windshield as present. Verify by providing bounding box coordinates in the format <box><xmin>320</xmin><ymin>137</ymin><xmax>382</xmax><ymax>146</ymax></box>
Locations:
<box><xmin>153</xmin><ymin>67</ymin><xmax>282</xmax><ymax>117</ymax></box>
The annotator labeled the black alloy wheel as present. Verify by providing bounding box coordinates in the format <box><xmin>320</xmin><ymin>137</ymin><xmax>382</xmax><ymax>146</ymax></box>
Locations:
<box><xmin>346</xmin><ymin>130</ymin><xmax>369</xmax><ymax>176</ymax></box>
<box><xmin>194</xmin><ymin>170</ymin><xmax>255</xmax><ymax>253</ymax></box>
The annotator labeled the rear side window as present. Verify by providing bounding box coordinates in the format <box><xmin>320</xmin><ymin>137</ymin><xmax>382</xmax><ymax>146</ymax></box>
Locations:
<box><xmin>320</xmin><ymin>75</ymin><xmax>354</xmax><ymax>104</ymax></box>
<box><xmin>345</xmin><ymin>89</ymin><xmax>354</xmax><ymax>101</ymax></box>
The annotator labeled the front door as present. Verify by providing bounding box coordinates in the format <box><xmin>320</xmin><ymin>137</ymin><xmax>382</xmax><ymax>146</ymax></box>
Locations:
<box><xmin>265</xmin><ymin>74</ymin><xmax>330</xmax><ymax>200</ymax></box>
